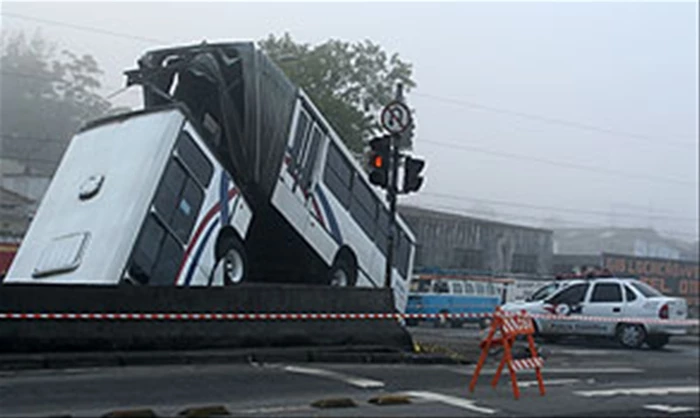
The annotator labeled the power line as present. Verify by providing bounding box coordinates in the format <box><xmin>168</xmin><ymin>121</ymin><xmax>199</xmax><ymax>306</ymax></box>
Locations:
<box><xmin>412</xmin><ymin>92</ymin><xmax>698</xmax><ymax>149</ymax></box>
<box><xmin>422</xmin><ymin>139</ymin><xmax>696</xmax><ymax>187</ymax></box>
<box><xmin>0</xmin><ymin>12</ymin><xmax>165</xmax><ymax>44</ymax></box>
<box><xmin>423</xmin><ymin>191</ymin><xmax>698</xmax><ymax>223</ymax></box>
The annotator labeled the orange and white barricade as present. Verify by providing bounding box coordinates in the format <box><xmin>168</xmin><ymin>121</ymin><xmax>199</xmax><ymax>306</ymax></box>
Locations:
<box><xmin>469</xmin><ymin>307</ymin><xmax>545</xmax><ymax>400</ymax></box>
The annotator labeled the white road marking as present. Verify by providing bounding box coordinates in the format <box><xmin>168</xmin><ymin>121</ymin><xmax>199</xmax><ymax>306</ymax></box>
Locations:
<box><xmin>550</xmin><ymin>349</ymin><xmax>624</xmax><ymax>356</ymax></box>
<box><xmin>644</xmin><ymin>404</ymin><xmax>697</xmax><ymax>414</ymax></box>
<box><xmin>402</xmin><ymin>391</ymin><xmax>496</xmax><ymax>415</ymax></box>
<box><xmin>518</xmin><ymin>378</ymin><xmax>580</xmax><ymax>387</ymax></box>
<box><xmin>575</xmin><ymin>386</ymin><xmax>700</xmax><ymax>397</ymax></box>
<box><xmin>282</xmin><ymin>365</ymin><xmax>385</xmax><ymax>389</ymax></box>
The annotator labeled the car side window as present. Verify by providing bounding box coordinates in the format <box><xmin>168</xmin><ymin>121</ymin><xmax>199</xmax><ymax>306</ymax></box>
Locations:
<box><xmin>590</xmin><ymin>283</ymin><xmax>623</xmax><ymax>303</ymax></box>
<box><xmin>547</xmin><ymin>283</ymin><xmax>589</xmax><ymax>305</ymax></box>
<box><xmin>624</xmin><ymin>285</ymin><xmax>637</xmax><ymax>302</ymax></box>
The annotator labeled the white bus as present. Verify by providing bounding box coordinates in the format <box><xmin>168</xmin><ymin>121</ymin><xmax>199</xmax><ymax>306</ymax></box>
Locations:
<box><xmin>5</xmin><ymin>42</ymin><xmax>415</xmax><ymax>312</ymax></box>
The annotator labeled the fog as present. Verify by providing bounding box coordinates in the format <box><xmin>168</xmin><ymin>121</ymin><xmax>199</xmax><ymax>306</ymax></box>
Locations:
<box><xmin>2</xmin><ymin>1</ymin><xmax>698</xmax><ymax>243</ymax></box>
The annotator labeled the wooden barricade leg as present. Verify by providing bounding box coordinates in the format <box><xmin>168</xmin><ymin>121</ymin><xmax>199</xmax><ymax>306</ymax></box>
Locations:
<box><xmin>490</xmin><ymin>356</ymin><xmax>505</xmax><ymax>388</ymax></box>
<box><xmin>527</xmin><ymin>333</ymin><xmax>546</xmax><ymax>396</ymax></box>
<box><xmin>501</xmin><ymin>335</ymin><xmax>521</xmax><ymax>400</ymax></box>
<box><xmin>490</xmin><ymin>336</ymin><xmax>509</xmax><ymax>388</ymax></box>
<box><xmin>469</xmin><ymin>318</ymin><xmax>498</xmax><ymax>393</ymax></box>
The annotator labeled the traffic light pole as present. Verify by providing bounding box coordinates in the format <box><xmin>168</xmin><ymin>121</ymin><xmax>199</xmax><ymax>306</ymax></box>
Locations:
<box><xmin>384</xmin><ymin>132</ymin><xmax>401</xmax><ymax>289</ymax></box>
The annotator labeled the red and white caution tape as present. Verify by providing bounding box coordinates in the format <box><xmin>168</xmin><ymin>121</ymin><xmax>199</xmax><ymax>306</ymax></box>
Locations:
<box><xmin>0</xmin><ymin>311</ymin><xmax>697</xmax><ymax>325</ymax></box>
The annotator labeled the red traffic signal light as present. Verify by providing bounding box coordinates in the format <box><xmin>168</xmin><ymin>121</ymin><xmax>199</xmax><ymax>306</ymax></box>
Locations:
<box><xmin>368</xmin><ymin>135</ymin><xmax>391</xmax><ymax>188</ymax></box>
<box><xmin>371</xmin><ymin>154</ymin><xmax>384</xmax><ymax>169</ymax></box>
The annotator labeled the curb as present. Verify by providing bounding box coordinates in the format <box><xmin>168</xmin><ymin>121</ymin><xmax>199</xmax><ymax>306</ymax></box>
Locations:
<box><xmin>0</xmin><ymin>347</ymin><xmax>469</xmax><ymax>372</ymax></box>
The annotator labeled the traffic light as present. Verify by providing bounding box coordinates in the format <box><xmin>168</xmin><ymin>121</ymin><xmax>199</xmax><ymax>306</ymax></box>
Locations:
<box><xmin>403</xmin><ymin>156</ymin><xmax>425</xmax><ymax>193</ymax></box>
<box><xmin>368</xmin><ymin>135</ymin><xmax>391</xmax><ymax>188</ymax></box>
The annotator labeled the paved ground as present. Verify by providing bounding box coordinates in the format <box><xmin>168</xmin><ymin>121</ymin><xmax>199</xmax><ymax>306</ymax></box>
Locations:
<box><xmin>1</xmin><ymin>329</ymin><xmax>698</xmax><ymax>417</ymax></box>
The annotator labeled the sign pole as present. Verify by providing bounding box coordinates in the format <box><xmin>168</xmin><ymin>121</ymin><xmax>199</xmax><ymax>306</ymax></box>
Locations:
<box><xmin>384</xmin><ymin>131</ymin><xmax>401</xmax><ymax>289</ymax></box>
<box><xmin>382</xmin><ymin>83</ymin><xmax>408</xmax><ymax>289</ymax></box>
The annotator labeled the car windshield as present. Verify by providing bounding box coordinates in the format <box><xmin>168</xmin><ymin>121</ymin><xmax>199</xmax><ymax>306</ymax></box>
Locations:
<box><xmin>529</xmin><ymin>283</ymin><xmax>558</xmax><ymax>301</ymax></box>
<box><xmin>630</xmin><ymin>281</ymin><xmax>663</xmax><ymax>298</ymax></box>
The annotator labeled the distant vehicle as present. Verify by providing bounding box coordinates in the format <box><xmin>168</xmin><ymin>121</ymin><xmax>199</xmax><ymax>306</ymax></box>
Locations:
<box><xmin>502</xmin><ymin>276</ymin><xmax>688</xmax><ymax>349</ymax></box>
<box><xmin>405</xmin><ymin>274</ymin><xmax>511</xmax><ymax>328</ymax></box>
<box><xmin>5</xmin><ymin>42</ymin><xmax>416</xmax><ymax>312</ymax></box>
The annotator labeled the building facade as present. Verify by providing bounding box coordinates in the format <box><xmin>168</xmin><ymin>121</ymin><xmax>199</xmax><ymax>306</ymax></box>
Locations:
<box><xmin>399</xmin><ymin>205</ymin><xmax>553</xmax><ymax>275</ymax></box>
<box><xmin>553</xmin><ymin>228</ymin><xmax>698</xmax><ymax>262</ymax></box>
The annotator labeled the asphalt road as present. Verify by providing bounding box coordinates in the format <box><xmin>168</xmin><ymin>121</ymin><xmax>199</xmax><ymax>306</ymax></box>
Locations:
<box><xmin>1</xmin><ymin>332</ymin><xmax>698</xmax><ymax>417</ymax></box>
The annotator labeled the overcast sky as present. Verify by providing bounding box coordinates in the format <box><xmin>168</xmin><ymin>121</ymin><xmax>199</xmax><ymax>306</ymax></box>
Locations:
<box><xmin>2</xmin><ymin>1</ymin><xmax>698</xmax><ymax>243</ymax></box>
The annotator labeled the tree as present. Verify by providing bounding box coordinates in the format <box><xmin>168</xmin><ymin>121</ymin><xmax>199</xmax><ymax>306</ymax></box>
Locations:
<box><xmin>259</xmin><ymin>33</ymin><xmax>416</xmax><ymax>153</ymax></box>
<box><xmin>1</xmin><ymin>30</ymin><xmax>123</xmax><ymax>176</ymax></box>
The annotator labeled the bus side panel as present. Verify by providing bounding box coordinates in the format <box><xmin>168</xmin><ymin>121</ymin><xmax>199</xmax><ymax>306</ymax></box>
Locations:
<box><xmin>174</xmin><ymin>124</ymin><xmax>253</xmax><ymax>287</ymax></box>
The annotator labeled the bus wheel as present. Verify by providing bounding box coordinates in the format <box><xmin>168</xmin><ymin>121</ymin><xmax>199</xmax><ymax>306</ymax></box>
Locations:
<box><xmin>328</xmin><ymin>254</ymin><xmax>357</xmax><ymax>287</ymax></box>
<box><xmin>434</xmin><ymin>309</ymin><xmax>450</xmax><ymax>328</ymax></box>
<box><xmin>220</xmin><ymin>236</ymin><xmax>247</xmax><ymax>285</ymax></box>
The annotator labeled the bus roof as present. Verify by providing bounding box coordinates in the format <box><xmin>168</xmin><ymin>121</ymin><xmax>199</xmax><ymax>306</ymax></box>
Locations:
<box><xmin>413</xmin><ymin>274</ymin><xmax>516</xmax><ymax>284</ymax></box>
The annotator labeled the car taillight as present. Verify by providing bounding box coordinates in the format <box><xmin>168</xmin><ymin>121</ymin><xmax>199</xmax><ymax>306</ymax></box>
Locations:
<box><xmin>659</xmin><ymin>303</ymin><xmax>669</xmax><ymax>319</ymax></box>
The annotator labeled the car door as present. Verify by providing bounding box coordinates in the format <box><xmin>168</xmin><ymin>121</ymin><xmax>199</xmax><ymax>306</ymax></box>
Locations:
<box><xmin>541</xmin><ymin>283</ymin><xmax>590</xmax><ymax>335</ymax></box>
<box><xmin>580</xmin><ymin>282</ymin><xmax>624</xmax><ymax>336</ymax></box>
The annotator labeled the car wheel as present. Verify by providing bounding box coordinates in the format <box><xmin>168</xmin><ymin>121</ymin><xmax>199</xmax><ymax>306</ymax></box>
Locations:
<box><xmin>646</xmin><ymin>334</ymin><xmax>670</xmax><ymax>350</ymax></box>
<box><xmin>328</xmin><ymin>255</ymin><xmax>357</xmax><ymax>287</ymax></box>
<box><xmin>616</xmin><ymin>323</ymin><xmax>646</xmax><ymax>349</ymax></box>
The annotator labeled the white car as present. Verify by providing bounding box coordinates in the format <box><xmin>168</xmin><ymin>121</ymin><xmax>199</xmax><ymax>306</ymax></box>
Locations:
<box><xmin>502</xmin><ymin>277</ymin><xmax>688</xmax><ymax>349</ymax></box>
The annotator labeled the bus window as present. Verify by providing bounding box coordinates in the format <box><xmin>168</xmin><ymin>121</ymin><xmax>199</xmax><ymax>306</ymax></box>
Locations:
<box><xmin>349</xmin><ymin>174</ymin><xmax>378</xmax><ymax>239</ymax></box>
<box><xmin>417</xmin><ymin>280</ymin><xmax>432</xmax><ymax>293</ymax></box>
<box><xmin>486</xmin><ymin>282</ymin><xmax>496</xmax><ymax>296</ymax></box>
<box><xmin>433</xmin><ymin>280</ymin><xmax>449</xmax><ymax>294</ymax></box>
<box><xmin>452</xmin><ymin>282</ymin><xmax>464</xmax><ymax>294</ymax></box>
<box><xmin>463</xmin><ymin>282</ymin><xmax>475</xmax><ymax>295</ymax></box>
<box><xmin>289</xmin><ymin>108</ymin><xmax>310</xmax><ymax>175</ymax></box>
<box><xmin>323</xmin><ymin>141</ymin><xmax>352</xmax><ymax>208</ymax></box>
<box><xmin>475</xmin><ymin>282</ymin><xmax>485</xmax><ymax>295</ymax></box>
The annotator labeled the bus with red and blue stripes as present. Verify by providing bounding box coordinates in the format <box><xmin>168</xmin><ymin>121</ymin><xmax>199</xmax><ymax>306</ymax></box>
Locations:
<box><xmin>5</xmin><ymin>42</ymin><xmax>416</xmax><ymax>312</ymax></box>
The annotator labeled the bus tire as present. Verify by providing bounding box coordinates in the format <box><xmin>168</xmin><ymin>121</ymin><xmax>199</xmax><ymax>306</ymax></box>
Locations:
<box><xmin>434</xmin><ymin>309</ymin><xmax>450</xmax><ymax>328</ymax></box>
<box><xmin>218</xmin><ymin>235</ymin><xmax>247</xmax><ymax>285</ymax></box>
<box><xmin>328</xmin><ymin>252</ymin><xmax>357</xmax><ymax>287</ymax></box>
